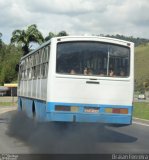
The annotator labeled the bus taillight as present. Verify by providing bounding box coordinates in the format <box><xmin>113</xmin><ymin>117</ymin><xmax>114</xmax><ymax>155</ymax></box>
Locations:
<box><xmin>119</xmin><ymin>108</ymin><xmax>128</xmax><ymax>114</ymax></box>
<box><xmin>55</xmin><ymin>105</ymin><xmax>79</xmax><ymax>112</ymax></box>
<box><xmin>112</xmin><ymin>108</ymin><xmax>128</xmax><ymax>114</ymax></box>
<box><xmin>105</xmin><ymin>108</ymin><xmax>128</xmax><ymax>114</ymax></box>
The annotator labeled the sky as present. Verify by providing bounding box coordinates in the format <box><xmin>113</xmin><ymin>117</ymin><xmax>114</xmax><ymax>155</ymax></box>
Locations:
<box><xmin>0</xmin><ymin>0</ymin><xmax>149</xmax><ymax>44</ymax></box>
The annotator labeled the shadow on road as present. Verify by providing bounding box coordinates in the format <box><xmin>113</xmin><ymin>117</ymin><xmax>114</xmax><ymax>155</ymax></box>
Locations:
<box><xmin>6</xmin><ymin>111</ymin><xmax>137</xmax><ymax>153</ymax></box>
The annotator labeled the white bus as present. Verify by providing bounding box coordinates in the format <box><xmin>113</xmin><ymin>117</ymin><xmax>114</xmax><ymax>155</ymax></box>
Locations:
<box><xmin>18</xmin><ymin>36</ymin><xmax>134</xmax><ymax>125</ymax></box>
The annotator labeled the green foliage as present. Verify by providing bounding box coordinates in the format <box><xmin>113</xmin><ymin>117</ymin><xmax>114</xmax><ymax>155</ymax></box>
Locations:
<box><xmin>45</xmin><ymin>32</ymin><xmax>55</xmax><ymax>41</ymax></box>
<box><xmin>11</xmin><ymin>24</ymin><xmax>44</xmax><ymax>56</ymax></box>
<box><xmin>0</xmin><ymin>43</ymin><xmax>22</xmax><ymax>85</ymax></box>
<box><xmin>45</xmin><ymin>30</ymin><xmax>68</xmax><ymax>41</ymax></box>
<box><xmin>102</xmin><ymin>34</ymin><xmax>149</xmax><ymax>46</ymax></box>
<box><xmin>133</xmin><ymin>102</ymin><xmax>149</xmax><ymax>120</ymax></box>
<box><xmin>0</xmin><ymin>32</ymin><xmax>3</xmax><ymax>47</ymax></box>
<box><xmin>0</xmin><ymin>102</ymin><xmax>17</xmax><ymax>106</ymax></box>
<box><xmin>57</xmin><ymin>31</ymin><xmax>68</xmax><ymax>37</ymax></box>
<box><xmin>0</xmin><ymin>27</ymin><xmax>68</xmax><ymax>85</ymax></box>
<box><xmin>134</xmin><ymin>44</ymin><xmax>149</xmax><ymax>92</ymax></box>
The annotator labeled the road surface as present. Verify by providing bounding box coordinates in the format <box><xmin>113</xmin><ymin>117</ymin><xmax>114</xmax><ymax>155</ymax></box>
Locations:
<box><xmin>0</xmin><ymin>106</ymin><xmax>149</xmax><ymax>155</ymax></box>
<box><xmin>0</xmin><ymin>106</ymin><xmax>30</xmax><ymax>154</ymax></box>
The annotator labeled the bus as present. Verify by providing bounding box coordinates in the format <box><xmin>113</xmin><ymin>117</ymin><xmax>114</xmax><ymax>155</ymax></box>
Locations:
<box><xmin>18</xmin><ymin>36</ymin><xmax>134</xmax><ymax>125</ymax></box>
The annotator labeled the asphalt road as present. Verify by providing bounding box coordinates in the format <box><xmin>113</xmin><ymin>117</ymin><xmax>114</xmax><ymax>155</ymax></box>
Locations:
<box><xmin>0</xmin><ymin>106</ymin><xmax>30</xmax><ymax>154</ymax></box>
<box><xmin>0</xmin><ymin>106</ymin><xmax>149</xmax><ymax>155</ymax></box>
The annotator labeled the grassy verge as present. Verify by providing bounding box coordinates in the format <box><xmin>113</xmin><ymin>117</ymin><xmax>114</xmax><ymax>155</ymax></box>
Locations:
<box><xmin>0</xmin><ymin>102</ymin><xmax>17</xmax><ymax>107</ymax></box>
<box><xmin>133</xmin><ymin>102</ymin><xmax>149</xmax><ymax>120</ymax></box>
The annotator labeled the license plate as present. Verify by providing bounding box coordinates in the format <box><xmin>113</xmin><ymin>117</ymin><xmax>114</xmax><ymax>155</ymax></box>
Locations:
<box><xmin>84</xmin><ymin>108</ymin><xmax>99</xmax><ymax>113</ymax></box>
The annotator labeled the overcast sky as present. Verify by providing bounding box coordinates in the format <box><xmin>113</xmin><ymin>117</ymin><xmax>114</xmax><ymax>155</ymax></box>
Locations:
<box><xmin>0</xmin><ymin>0</ymin><xmax>149</xmax><ymax>44</ymax></box>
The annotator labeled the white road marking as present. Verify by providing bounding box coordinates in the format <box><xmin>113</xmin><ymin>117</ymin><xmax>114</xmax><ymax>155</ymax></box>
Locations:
<box><xmin>133</xmin><ymin>117</ymin><xmax>149</xmax><ymax>122</ymax></box>
<box><xmin>0</xmin><ymin>107</ymin><xmax>17</xmax><ymax>114</ymax></box>
<box><xmin>133</xmin><ymin>121</ymin><xmax>149</xmax><ymax>127</ymax></box>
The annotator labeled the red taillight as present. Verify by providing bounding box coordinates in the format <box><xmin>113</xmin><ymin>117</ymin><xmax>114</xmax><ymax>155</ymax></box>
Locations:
<box><xmin>105</xmin><ymin>108</ymin><xmax>128</xmax><ymax>114</ymax></box>
<box><xmin>112</xmin><ymin>108</ymin><xmax>120</xmax><ymax>113</ymax></box>
<box><xmin>112</xmin><ymin>108</ymin><xmax>128</xmax><ymax>114</ymax></box>
<box><xmin>119</xmin><ymin>108</ymin><xmax>128</xmax><ymax>114</ymax></box>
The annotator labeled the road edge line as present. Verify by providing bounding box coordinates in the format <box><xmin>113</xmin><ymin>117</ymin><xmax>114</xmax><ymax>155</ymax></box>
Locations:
<box><xmin>133</xmin><ymin>117</ymin><xmax>149</xmax><ymax>122</ymax></box>
<box><xmin>133</xmin><ymin>121</ymin><xmax>149</xmax><ymax>127</ymax></box>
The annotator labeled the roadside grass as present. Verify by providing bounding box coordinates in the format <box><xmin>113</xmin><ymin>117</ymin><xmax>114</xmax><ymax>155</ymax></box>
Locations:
<box><xmin>135</xmin><ymin>44</ymin><xmax>149</xmax><ymax>85</ymax></box>
<box><xmin>0</xmin><ymin>102</ymin><xmax>17</xmax><ymax>107</ymax></box>
<box><xmin>133</xmin><ymin>102</ymin><xmax>149</xmax><ymax>120</ymax></box>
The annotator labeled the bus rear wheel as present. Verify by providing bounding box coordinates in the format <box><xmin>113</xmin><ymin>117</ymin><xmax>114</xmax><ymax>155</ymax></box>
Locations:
<box><xmin>32</xmin><ymin>101</ymin><xmax>36</xmax><ymax>119</ymax></box>
<box><xmin>19</xmin><ymin>98</ymin><xmax>22</xmax><ymax>111</ymax></box>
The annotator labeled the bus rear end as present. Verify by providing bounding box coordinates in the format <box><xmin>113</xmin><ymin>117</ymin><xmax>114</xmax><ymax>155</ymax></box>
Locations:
<box><xmin>46</xmin><ymin>36</ymin><xmax>134</xmax><ymax>125</ymax></box>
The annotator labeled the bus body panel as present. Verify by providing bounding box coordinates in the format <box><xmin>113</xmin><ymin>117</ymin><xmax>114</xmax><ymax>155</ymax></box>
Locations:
<box><xmin>18</xmin><ymin>36</ymin><xmax>134</xmax><ymax>125</ymax></box>
<box><xmin>47</xmin><ymin>77</ymin><xmax>133</xmax><ymax>106</ymax></box>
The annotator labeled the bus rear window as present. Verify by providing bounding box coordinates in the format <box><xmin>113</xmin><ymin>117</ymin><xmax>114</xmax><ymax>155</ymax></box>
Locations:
<box><xmin>56</xmin><ymin>41</ymin><xmax>130</xmax><ymax>77</ymax></box>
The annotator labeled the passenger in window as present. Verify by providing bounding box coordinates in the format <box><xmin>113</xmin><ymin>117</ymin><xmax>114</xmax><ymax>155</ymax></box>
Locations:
<box><xmin>99</xmin><ymin>69</ymin><xmax>105</xmax><ymax>76</ymax></box>
<box><xmin>87</xmin><ymin>68</ymin><xmax>93</xmax><ymax>75</ymax></box>
<box><xmin>120</xmin><ymin>70</ymin><xmax>125</xmax><ymax>77</ymax></box>
<box><xmin>84</xmin><ymin>67</ymin><xmax>88</xmax><ymax>75</ymax></box>
<box><xmin>109</xmin><ymin>68</ymin><xmax>115</xmax><ymax>77</ymax></box>
<box><xmin>70</xmin><ymin>69</ymin><xmax>76</xmax><ymax>75</ymax></box>
<box><xmin>83</xmin><ymin>67</ymin><xmax>93</xmax><ymax>75</ymax></box>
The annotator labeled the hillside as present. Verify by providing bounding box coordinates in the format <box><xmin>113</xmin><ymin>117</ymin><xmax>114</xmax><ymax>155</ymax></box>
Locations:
<box><xmin>135</xmin><ymin>43</ymin><xmax>149</xmax><ymax>89</ymax></box>
<box><xmin>104</xmin><ymin>34</ymin><xmax>149</xmax><ymax>46</ymax></box>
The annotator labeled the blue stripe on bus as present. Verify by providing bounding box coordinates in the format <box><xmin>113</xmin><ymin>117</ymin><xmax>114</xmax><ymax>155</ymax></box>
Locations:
<box><xmin>46</xmin><ymin>102</ymin><xmax>133</xmax><ymax>124</ymax></box>
<box><xmin>18</xmin><ymin>97</ymin><xmax>133</xmax><ymax>124</ymax></box>
<box><xmin>46</xmin><ymin>112</ymin><xmax>132</xmax><ymax>124</ymax></box>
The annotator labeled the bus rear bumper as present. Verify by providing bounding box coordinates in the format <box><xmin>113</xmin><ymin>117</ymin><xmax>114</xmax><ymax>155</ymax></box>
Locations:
<box><xmin>46</xmin><ymin>112</ymin><xmax>132</xmax><ymax>125</ymax></box>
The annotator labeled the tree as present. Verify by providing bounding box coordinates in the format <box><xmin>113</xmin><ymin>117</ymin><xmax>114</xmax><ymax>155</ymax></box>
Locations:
<box><xmin>45</xmin><ymin>31</ymin><xmax>69</xmax><ymax>41</ymax></box>
<box><xmin>0</xmin><ymin>44</ymin><xmax>22</xmax><ymax>85</ymax></box>
<box><xmin>57</xmin><ymin>31</ymin><xmax>68</xmax><ymax>36</ymax></box>
<box><xmin>45</xmin><ymin>32</ymin><xmax>55</xmax><ymax>41</ymax></box>
<box><xmin>0</xmin><ymin>32</ymin><xmax>2</xmax><ymax>47</ymax></box>
<box><xmin>11</xmin><ymin>24</ymin><xmax>44</xmax><ymax>56</ymax></box>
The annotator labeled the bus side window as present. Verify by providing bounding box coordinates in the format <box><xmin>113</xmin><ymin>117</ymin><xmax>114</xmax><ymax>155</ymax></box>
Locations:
<box><xmin>41</xmin><ymin>63</ymin><xmax>46</xmax><ymax>78</ymax></box>
<box><xmin>36</xmin><ymin>65</ymin><xmax>40</xmax><ymax>78</ymax></box>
